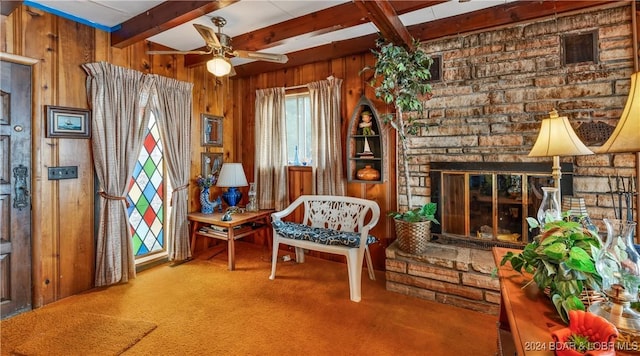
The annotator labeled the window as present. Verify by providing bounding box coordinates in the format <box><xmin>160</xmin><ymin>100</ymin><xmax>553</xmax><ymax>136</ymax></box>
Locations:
<box><xmin>285</xmin><ymin>93</ymin><xmax>312</xmax><ymax>165</ymax></box>
<box><xmin>127</xmin><ymin>113</ymin><xmax>166</xmax><ymax>260</ymax></box>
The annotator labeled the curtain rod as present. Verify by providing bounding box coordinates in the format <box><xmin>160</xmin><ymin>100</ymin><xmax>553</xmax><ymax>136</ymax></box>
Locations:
<box><xmin>284</xmin><ymin>84</ymin><xmax>307</xmax><ymax>91</ymax></box>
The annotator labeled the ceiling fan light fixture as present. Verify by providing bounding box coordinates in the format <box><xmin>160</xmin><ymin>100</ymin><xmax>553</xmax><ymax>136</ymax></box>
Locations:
<box><xmin>207</xmin><ymin>56</ymin><xmax>232</xmax><ymax>76</ymax></box>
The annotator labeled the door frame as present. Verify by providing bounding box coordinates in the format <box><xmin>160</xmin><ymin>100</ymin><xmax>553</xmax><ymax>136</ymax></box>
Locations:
<box><xmin>1</xmin><ymin>52</ymin><xmax>38</xmax><ymax>318</ymax></box>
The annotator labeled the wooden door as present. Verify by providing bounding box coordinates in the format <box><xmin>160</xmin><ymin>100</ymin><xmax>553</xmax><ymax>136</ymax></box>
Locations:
<box><xmin>0</xmin><ymin>58</ymin><xmax>33</xmax><ymax>319</ymax></box>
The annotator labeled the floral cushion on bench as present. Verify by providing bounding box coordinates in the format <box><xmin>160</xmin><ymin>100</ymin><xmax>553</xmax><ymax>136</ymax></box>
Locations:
<box><xmin>272</xmin><ymin>221</ymin><xmax>378</xmax><ymax>248</ymax></box>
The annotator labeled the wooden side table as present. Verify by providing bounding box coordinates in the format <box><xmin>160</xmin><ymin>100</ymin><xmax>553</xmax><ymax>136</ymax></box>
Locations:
<box><xmin>188</xmin><ymin>210</ymin><xmax>273</xmax><ymax>270</ymax></box>
<box><xmin>493</xmin><ymin>247</ymin><xmax>635</xmax><ymax>355</ymax></box>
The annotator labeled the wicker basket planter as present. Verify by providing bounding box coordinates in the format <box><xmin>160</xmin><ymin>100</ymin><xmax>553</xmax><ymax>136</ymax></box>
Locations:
<box><xmin>394</xmin><ymin>218</ymin><xmax>432</xmax><ymax>254</ymax></box>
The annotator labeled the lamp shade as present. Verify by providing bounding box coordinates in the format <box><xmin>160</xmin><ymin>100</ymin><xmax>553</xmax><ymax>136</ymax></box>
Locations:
<box><xmin>597</xmin><ymin>71</ymin><xmax>640</xmax><ymax>153</ymax></box>
<box><xmin>206</xmin><ymin>56</ymin><xmax>232</xmax><ymax>77</ymax></box>
<box><xmin>216</xmin><ymin>163</ymin><xmax>248</xmax><ymax>188</ymax></box>
<box><xmin>561</xmin><ymin>196</ymin><xmax>588</xmax><ymax>216</ymax></box>
<box><xmin>528</xmin><ymin>109</ymin><xmax>594</xmax><ymax>157</ymax></box>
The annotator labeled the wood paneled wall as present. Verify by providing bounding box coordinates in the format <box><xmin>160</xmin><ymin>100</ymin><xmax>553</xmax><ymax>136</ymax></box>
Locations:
<box><xmin>231</xmin><ymin>55</ymin><xmax>397</xmax><ymax>270</ymax></box>
<box><xmin>1</xmin><ymin>4</ymin><xmax>398</xmax><ymax>308</ymax></box>
<box><xmin>1</xmin><ymin>5</ymin><xmax>228</xmax><ymax>307</ymax></box>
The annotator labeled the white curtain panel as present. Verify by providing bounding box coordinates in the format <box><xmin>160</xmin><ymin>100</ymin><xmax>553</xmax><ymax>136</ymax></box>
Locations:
<box><xmin>150</xmin><ymin>75</ymin><xmax>193</xmax><ymax>261</ymax></box>
<box><xmin>255</xmin><ymin>87</ymin><xmax>288</xmax><ymax>210</ymax></box>
<box><xmin>83</xmin><ymin>62</ymin><xmax>154</xmax><ymax>287</ymax></box>
<box><xmin>308</xmin><ymin>78</ymin><xmax>346</xmax><ymax>196</ymax></box>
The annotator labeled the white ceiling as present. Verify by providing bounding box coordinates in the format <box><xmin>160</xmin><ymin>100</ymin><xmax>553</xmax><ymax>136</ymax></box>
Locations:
<box><xmin>24</xmin><ymin>0</ymin><xmax>517</xmax><ymax>66</ymax></box>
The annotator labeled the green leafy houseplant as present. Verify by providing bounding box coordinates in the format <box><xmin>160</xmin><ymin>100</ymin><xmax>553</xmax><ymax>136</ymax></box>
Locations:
<box><xmin>500</xmin><ymin>216</ymin><xmax>603</xmax><ymax>323</ymax></box>
<box><xmin>361</xmin><ymin>37</ymin><xmax>433</xmax><ymax>211</ymax></box>
<box><xmin>389</xmin><ymin>202</ymin><xmax>439</xmax><ymax>224</ymax></box>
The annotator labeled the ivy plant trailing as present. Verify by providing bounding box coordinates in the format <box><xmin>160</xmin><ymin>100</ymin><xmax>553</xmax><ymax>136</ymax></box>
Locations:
<box><xmin>500</xmin><ymin>216</ymin><xmax>603</xmax><ymax>323</ymax></box>
<box><xmin>361</xmin><ymin>37</ymin><xmax>433</xmax><ymax>211</ymax></box>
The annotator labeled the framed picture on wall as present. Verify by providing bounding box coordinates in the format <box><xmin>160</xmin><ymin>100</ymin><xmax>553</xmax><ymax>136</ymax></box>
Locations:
<box><xmin>46</xmin><ymin>105</ymin><xmax>91</xmax><ymax>138</ymax></box>
<box><xmin>201</xmin><ymin>152</ymin><xmax>223</xmax><ymax>178</ymax></box>
<box><xmin>201</xmin><ymin>114</ymin><xmax>223</xmax><ymax>147</ymax></box>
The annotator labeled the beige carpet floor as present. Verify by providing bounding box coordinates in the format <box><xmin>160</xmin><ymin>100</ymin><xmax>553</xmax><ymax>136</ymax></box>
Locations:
<box><xmin>6</xmin><ymin>311</ymin><xmax>156</xmax><ymax>356</ymax></box>
<box><xmin>1</xmin><ymin>241</ymin><xmax>498</xmax><ymax>355</ymax></box>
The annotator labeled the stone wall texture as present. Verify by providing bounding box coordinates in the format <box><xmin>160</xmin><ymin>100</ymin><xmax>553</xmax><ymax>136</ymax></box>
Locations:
<box><xmin>401</xmin><ymin>3</ymin><xmax>637</xmax><ymax>228</ymax></box>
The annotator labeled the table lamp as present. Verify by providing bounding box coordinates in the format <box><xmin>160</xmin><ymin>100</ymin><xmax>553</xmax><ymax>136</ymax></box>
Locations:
<box><xmin>528</xmin><ymin>109</ymin><xmax>594</xmax><ymax>202</ymax></box>
<box><xmin>216</xmin><ymin>163</ymin><xmax>248</xmax><ymax>208</ymax></box>
<box><xmin>597</xmin><ymin>71</ymin><xmax>640</xmax><ymax>240</ymax></box>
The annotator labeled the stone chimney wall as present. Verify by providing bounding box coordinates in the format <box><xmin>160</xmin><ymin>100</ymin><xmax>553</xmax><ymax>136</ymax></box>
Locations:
<box><xmin>404</xmin><ymin>3</ymin><xmax>637</xmax><ymax>226</ymax></box>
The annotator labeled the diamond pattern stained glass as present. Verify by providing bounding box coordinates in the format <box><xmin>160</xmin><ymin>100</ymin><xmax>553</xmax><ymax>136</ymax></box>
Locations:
<box><xmin>127</xmin><ymin>115</ymin><xmax>164</xmax><ymax>257</ymax></box>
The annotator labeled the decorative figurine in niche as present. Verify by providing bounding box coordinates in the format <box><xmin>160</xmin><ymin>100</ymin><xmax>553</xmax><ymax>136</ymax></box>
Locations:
<box><xmin>359</xmin><ymin>111</ymin><xmax>375</xmax><ymax>136</ymax></box>
<box><xmin>357</xmin><ymin>111</ymin><xmax>375</xmax><ymax>157</ymax></box>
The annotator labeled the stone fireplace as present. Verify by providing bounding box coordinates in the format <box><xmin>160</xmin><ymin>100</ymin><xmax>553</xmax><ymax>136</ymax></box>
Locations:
<box><xmin>384</xmin><ymin>4</ymin><xmax>636</xmax><ymax>314</ymax></box>
<box><xmin>429</xmin><ymin>162</ymin><xmax>574</xmax><ymax>248</ymax></box>
<box><xmin>386</xmin><ymin>162</ymin><xmax>575</xmax><ymax>315</ymax></box>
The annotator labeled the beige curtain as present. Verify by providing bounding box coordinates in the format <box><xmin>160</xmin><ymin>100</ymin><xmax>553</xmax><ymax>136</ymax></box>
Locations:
<box><xmin>308</xmin><ymin>78</ymin><xmax>346</xmax><ymax>195</ymax></box>
<box><xmin>150</xmin><ymin>75</ymin><xmax>193</xmax><ymax>261</ymax></box>
<box><xmin>83</xmin><ymin>62</ymin><xmax>154</xmax><ymax>287</ymax></box>
<box><xmin>255</xmin><ymin>87</ymin><xmax>288</xmax><ymax>210</ymax></box>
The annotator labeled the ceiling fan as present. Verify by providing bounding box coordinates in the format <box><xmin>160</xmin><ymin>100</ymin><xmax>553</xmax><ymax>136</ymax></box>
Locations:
<box><xmin>147</xmin><ymin>17</ymin><xmax>289</xmax><ymax>76</ymax></box>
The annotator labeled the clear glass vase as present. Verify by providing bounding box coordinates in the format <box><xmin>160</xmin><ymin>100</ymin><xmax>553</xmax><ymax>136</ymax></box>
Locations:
<box><xmin>596</xmin><ymin>218</ymin><xmax>640</xmax><ymax>301</ymax></box>
<box><xmin>536</xmin><ymin>187</ymin><xmax>561</xmax><ymax>227</ymax></box>
<box><xmin>246</xmin><ymin>182</ymin><xmax>258</xmax><ymax>212</ymax></box>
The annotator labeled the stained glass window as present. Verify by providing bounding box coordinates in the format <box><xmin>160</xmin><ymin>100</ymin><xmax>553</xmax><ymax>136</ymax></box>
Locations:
<box><xmin>127</xmin><ymin>114</ymin><xmax>165</xmax><ymax>258</ymax></box>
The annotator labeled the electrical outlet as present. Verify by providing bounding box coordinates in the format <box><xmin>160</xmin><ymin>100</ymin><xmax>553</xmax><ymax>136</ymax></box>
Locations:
<box><xmin>48</xmin><ymin>166</ymin><xmax>78</xmax><ymax>180</ymax></box>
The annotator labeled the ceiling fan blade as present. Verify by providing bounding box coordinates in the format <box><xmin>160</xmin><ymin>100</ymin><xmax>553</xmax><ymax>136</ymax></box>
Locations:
<box><xmin>147</xmin><ymin>49</ymin><xmax>211</xmax><ymax>55</ymax></box>
<box><xmin>193</xmin><ymin>23</ymin><xmax>221</xmax><ymax>48</ymax></box>
<box><xmin>232</xmin><ymin>50</ymin><xmax>289</xmax><ymax>64</ymax></box>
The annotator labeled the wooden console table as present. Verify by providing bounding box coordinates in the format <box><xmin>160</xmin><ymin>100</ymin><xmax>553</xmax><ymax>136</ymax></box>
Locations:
<box><xmin>493</xmin><ymin>247</ymin><xmax>635</xmax><ymax>355</ymax></box>
<box><xmin>493</xmin><ymin>246</ymin><xmax>562</xmax><ymax>355</ymax></box>
<box><xmin>188</xmin><ymin>210</ymin><xmax>272</xmax><ymax>270</ymax></box>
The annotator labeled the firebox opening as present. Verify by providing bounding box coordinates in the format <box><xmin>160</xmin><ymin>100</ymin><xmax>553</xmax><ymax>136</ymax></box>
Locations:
<box><xmin>430</xmin><ymin>162</ymin><xmax>574</xmax><ymax>250</ymax></box>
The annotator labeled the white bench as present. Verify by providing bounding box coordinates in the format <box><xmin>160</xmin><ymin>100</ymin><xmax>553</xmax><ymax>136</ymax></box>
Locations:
<box><xmin>269</xmin><ymin>195</ymin><xmax>380</xmax><ymax>302</ymax></box>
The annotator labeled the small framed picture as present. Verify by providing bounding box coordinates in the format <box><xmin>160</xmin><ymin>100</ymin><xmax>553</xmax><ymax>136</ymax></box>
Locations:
<box><xmin>201</xmin><ymin>114</ymin><xmax>223</xmax><ymax>147</ymax></box>
<box><xmin>46</xmin><ymin>105</ymin><xmax>91</xmax><ymax>138</ymax></box>
<box><xmin>201</xmin><ymin>152</ymin><xmax>223</xmax><ymax>178</ymax></box>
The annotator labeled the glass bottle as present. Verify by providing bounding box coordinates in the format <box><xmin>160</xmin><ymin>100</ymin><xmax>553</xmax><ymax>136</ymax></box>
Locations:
<box><xmin>536</xmin><ymin>187</ymin><xmax>561</xmax><ymax>227</ymax></box>
<box><xmin>293</xmin><ymin>146</ymin><xmax>301</xmax><ymax>166</ymax></box>
<box><xmin>590</xmin><ymin>219</ymin><xmax>640</xmax><ymax>347</ymax></box>
<box><xmin>246</xmin><ymin>182</ymin><xmax>258</xmax><ymax>212</ymax></box>
<box><xmin>596</xmin><ymin>219</ymin><xmax>640</xmax><ymax>300</ymax></box>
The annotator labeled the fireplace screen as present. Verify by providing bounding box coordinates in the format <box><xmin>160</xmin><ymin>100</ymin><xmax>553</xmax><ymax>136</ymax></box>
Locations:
<box><xmin>431</xmin><ymin>162</ymin><xmax>573</xmax><ymax>246</ymax></box>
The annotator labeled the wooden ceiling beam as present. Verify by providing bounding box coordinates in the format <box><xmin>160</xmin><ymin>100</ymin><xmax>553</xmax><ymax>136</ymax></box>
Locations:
<box><xmin>229</xmin><ymin>0</ymin><xmax>614</xmax><ymax>78</ymax></box>
<box><xmin>408</xmin><ymin>0</ymin><xmax>615</xmax><ymax>42</ymax></box>
<box><xmin>353</xmin><ymin>0</ymin><xmax>414</xmax><ymax>49</ymax></box>
<box><xmin>230</xmin><ymin>34</ymin><xmax>380</xmax><ymax>78</ymax></box>
<box><xmin>232</xmin><ymin>1</ymin><xmax>444</xmax><ymax>51</ymax></box>
<box><xmin>111</xmin><ymin>0</ymin><xmax>238</xmax><ymax>49</ymax></box>
<box><xmin>185</xmin><ymin>1</ymin><xmax>444</xmax><ymax>67</ymax></box>
<box><xmin>231</xmin><ymin>2</ymin><xmax>368</xmax><ymax>51</ymax></box>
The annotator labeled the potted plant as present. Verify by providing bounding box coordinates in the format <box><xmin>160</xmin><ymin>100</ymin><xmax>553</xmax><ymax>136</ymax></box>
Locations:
<box><xmin>389</xmin><ymin>203</ymin><xmax>440</xmax><ymax>254</ymax></box>
<box><xmin>500</xmin><ymin>216</ymin><xmax>603</xmax><ymax>323</ymax></box>
<box><xmin>361</xmin><ymin>37</ymin><xmax>435</xmax><ymax>253</ymax></box>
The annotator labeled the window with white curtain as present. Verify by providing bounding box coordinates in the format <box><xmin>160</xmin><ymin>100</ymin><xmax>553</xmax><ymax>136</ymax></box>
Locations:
<box><xmin>285</xmin><ymin>93</ymin><xmax>312</xmax><ymax>165</ymax></box>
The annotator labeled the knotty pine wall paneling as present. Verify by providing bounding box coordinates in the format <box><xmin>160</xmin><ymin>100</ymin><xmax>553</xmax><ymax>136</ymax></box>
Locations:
<box><xmin>55</xmin><ymin>17</ymin><xmax>95</xmax><ymax>299</ymax></box>
<box><xmin>4</xmin><ymin>5</ymin><xmax>226</xmax><ymax>307</ymax></box>
<box><xmin>231</xmin><ymin>54</ymin><xmax>396</xmax><ymax>270</ymax></box>
<box><xmin>10</xmin><ymin>6</ymin><xmax>95</xmax><ymax>305</ymax></box>
<box><xmin>188</xmin><ymin>65</ymin><xmax>228</xmax><ymax>212</ymax></box>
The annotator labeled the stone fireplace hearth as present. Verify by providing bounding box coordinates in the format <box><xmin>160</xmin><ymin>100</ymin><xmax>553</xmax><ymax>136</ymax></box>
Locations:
<box><xmin>385</xmin><ymin>240</ymin><xmax>500</xmax><ymax>315</ymax></box>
